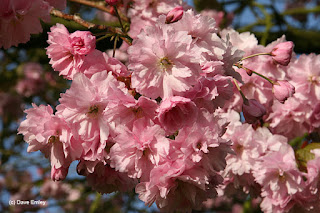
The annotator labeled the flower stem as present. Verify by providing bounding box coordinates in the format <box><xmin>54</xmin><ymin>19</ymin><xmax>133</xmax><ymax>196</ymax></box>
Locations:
<box><xmin>233</xmin><ymin>78</ymin><xmax>248</xmax><ymax>105</ymax></box>
<box><xmin>240</xmin><ymin>52</ymin><xmax>271</xmax><ymax>61</ymax></box>
<box><xmin>113</xmin><ymin>5</ymin><xmax>126</xmax><ymax>33</ymax></box>
<box><xmin>252</xmin><ymin>71</ymin><xmax>275</xmax><ymax>85</ymax></box>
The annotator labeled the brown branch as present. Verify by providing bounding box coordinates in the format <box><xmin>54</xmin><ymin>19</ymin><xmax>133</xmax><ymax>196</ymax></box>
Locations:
<box><xmin>50</xmin><ymin>9</ymin><xmax>132</xmax><ymax>44</ymax></box>
<box><xmin>67</xmin><ymin>0</ymin><xmax>129</xmax><ymax>22</ymax></box>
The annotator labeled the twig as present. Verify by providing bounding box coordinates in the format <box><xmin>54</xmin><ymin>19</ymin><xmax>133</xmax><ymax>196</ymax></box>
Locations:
<box><xmin>67</xmin><ymin>0</ymin><xmax>129</xmax><ymax>22</ymax></box>
<box><xmin>50</xmin><ymin>9</ymin><xmax>133</xmax><ymax>45</ymax></box>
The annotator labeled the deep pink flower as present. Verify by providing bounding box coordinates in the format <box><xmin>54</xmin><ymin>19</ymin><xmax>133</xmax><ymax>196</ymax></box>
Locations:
<box><xmin>242</xmin><ymin>99</ymin><xmax>266</xmax><ymax>124</ymax></box>
<box><xmin>271</xmin><ymin>41</ymin><xmax>294</xmax><ymax>66</ymax></box>
<box><xmin>0</xmin><ymin>0</ymin><xmax>51</xmax><ymax>49</ymax></box>
<box><xmin>273</xmin><ymin>80</ymin><xmax>295</xmax><ymax>103</ymax></box>
<box><xmin>47</xmin><ymin>24</ymin><xmax>96</xmax><ymax>80</ymax></box>
<box><xmin>157</xmin><ymin>96</ymin><xmax>198</xmax><ymax>133</ymax></box>
<box><xmin>166</xmin><ymin>6</ymin><xmax>184</xmax><ymax>24</ymax></box>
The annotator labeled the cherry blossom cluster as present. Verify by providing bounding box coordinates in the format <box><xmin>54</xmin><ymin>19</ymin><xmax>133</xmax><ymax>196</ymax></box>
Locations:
<box><xmin>0</xmin><ymin>0</ymin><xmax>66</xmax><ymax>49</ymax></box>
<box><xmin>15</xmin><ymin>0</ymin><xmax>320</xmax><ymax>212</ymax></box>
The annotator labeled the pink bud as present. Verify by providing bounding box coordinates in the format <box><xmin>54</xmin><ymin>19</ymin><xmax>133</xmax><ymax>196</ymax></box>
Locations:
<box><xmin>51</xmin><ymin>166</ymin><xmax>68</xmax><ymax>181</ymax></box>
<box><xmin>271</xmin><ymin>41</ymin><xmax>294</xmax><ymax>66</ymax></box>
<box><xmin>273</xmin><ymin>80</ymin><xmax>295</xmax><ymax>103</ymax></box>
<box><xmin>242</xmin><ymin>99</ymin><xmax>266</xmax><ymax>124</ymax></box>
<box><xmin>166</xmin><ymin>6</ymin><xmax>184</xmax><ymax>24</ymax></box>
<box><xmin>105</xmin><ymin>0</ymin><xmax>118</xmax><ymax>6</ymax></box>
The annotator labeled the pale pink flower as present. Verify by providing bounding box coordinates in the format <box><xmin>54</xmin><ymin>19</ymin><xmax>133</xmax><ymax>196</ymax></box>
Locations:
<box><xmin>128</xmin><ymin>23</ymin><xmax>202</xmax><ymax>98</ymax></box>
<box><xmin>166</xmin><ymin>6</ymin><xmax>184</xmax><ymax>24</ymax></box>
<box><xmin>253</xmin><ymin>145</ymin><xmax>304</xmax><ymax>212</ymax></box>
<box><xmin>47</xmin><ymin>24</ymin><xmax>96</xmax><ymax>80</ymax></box>
<box><xmin>104</xmin><ymin>96</ymin><xmax>158</xmax><ymax>130</ymax></box>
<box><xmin>267</xmin><ymin>97</ymin><xmax>310</xmax><ymax>140</ymax></box>
<box><xmin>18</xmin><ymin>104</ymin><xmax>78</xmax><ymax>174</ymax></box>
<box><xmin>110</xmin><ymin>118</ymin><xmax>169</xmax><ymax>181</ymax></box>
<box><xmin>185</xmin><ymin>75</ymin><xmax>234</xmax><ymax>111</ymax></box>
<box><xmin>80</xmin><ymin>49</ymin><xmax>130</xmax><ymax>79</ymax></box>
<box><xmin>201</xmin><ymin>9</ymin><xmax>233</xmax><ymax>28</ymax></box>
<box><xmin>287</xmin><ymin>54</ymin><xmax>320</xmax><ymax>106</ymax></box>
<box><xmin>271</xmin><ymin>41</ymin><xmax>294</xmax><ymax>66</ymax></box>
<box><xmin>272</xmin><ymin>80</ymin><xmax>295</xmax><ymax>103</ymax></box>
<box><xmin>136</xmin><ymin>158</ymin><xmax>220</xmax><ymax>212</ymax></box>
<box><xmin>172</xmin><ymin>9</ymin><xmax>218</xmax><ymax>46</ymax></box>
<box><xmin>0</xmin><ymin>0</ymin><xmax>51</xmax><ymax>49</ymax></box>
<box><xmin>56</xmin><ymin>71</ymin><xmax>131</xmax><ymax>161</ymax></box>
<box><xmin>157</xmin><ymin>96</ymin><xmax>198</xmax><ymax>133</ymax></box>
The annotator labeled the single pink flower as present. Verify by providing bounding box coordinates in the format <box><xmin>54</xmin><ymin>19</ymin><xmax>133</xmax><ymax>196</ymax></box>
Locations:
<box><xmin>157</xmin><ymin>96</ymin><xmax>198</xmax><ymax>133</ymax></box>
<box><xmin>166</xmin><ymin>6</ymin><xmax>184</xmax><ymax>24</ymax></box>
<box><xmin>271</xmin><ymin>41</ymin><xmax>294</xmax><ymax>66</ymax></box>
<box><xmin>47</xmin><ymin>24</ymin><xmax>96</xmax><ymax>80</ymax></box>
<box><xmin>273</xmin><ymin>80</ymin><xmax>295</xmax><ymax>103</ymax></box>
<box><xmin>242</xmin><ymin>99</ymin><xmax>266</xmax><ymax>124</ymax></box>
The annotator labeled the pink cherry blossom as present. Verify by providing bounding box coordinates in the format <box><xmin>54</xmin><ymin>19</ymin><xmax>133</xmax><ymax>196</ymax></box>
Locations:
<box><xmin>0</xmin><ymin>0</ymin><xmax>51</xmax><ymax>49</ymax></box>
<box><xmin>110</xmin><ymin>118</ymin><xmax>170</xmax><ymax>181</ymax></box>
<box><xmin>47</xmin><ymin>24</ymin><xmax>96</xmax><ymax>80</ymax></box>
<box><xmin>128</xmin><ymin>22</ymin><xmax>202</xmax><ymax>98</ymax></box>
<box><xmin>253</xmin><ymin>145</ymin><xmax>304</xmax><ymax>213</ymax></box>
<box><xmin>56</xmin><ymin>71</ymin><xmax>132</xmax><ymax>161</ymax></box>
<box><xmin>287</xmin><ymin>54</ymin><xmax>320</xmax><ymax>106</ymax></box>
<box><xmin>272</xmin><ymin>80</ymin><xmax>295</xmax><ymax>103</ymax></box>
<box><xmin>157</xmin><ymin>96</ymin><xmax>198</xmax><ymax>133</ymax></box>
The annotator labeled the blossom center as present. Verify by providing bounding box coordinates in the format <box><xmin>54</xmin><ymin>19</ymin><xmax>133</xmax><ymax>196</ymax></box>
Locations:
<box><xmin>158</xmin><ymin>57</ymin><xmax>173</xmax><ymax>71</ymax></box>
<box><xmin>308</xmin><ymin>75</ymin><xmax>319</xmax><ymax>85</ymax></box>
<box><xmin>132</xmin><ymin>107</ymin><xmax>144</xmax><ymax>118</ymax></box>
<box><xmin>87</xmin><ymin>104</ymin><xmax>101</xmax><ymax>119</ymax></box>
<box><xmin>71</xmin><ymin>37</ymin><xmax>85</xmax><ymax>51</ymax></box>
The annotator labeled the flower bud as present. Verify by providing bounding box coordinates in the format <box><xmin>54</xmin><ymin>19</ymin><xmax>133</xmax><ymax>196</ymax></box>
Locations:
<box><xmin>271</xmin><ymin>41</ymin><xmax>294</xmax><ymax>66</ymax></box>
<box><xmin>51</xmin><ymin>166</ymin><xmax>68</xmax><ymax>181</ymax></box>
<box><xmin>105</xmin><ymin>0</ymin><xmax>118</xmax><ymax>6</ymax></box>
<box><xmin>166</xmin><ymin>6</ymin><xmax>184</xmax><ymax>24</ymax></box>
<box><xmin>273</xmin><ymin>80</ymin><xmax>295</xmax><ymax>103</ymax></box>
<box><xmin>242</xmin><ymin>99</ymin><xmax>266</xmax><ymax>124</ymax></box>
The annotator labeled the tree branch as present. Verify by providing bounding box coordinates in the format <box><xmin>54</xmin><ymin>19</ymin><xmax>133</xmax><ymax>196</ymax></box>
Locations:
<box><xmin>50</xmin><ymin>9</ymin><xmax>132</xmax><ymax>44</ymax></box>
<box><xmin>67</xmin><ymin>0</ymin><xmax>129</xmax><ymax>22</ymax></box>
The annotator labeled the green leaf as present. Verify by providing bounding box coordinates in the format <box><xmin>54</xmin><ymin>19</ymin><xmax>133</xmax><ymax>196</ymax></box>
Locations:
<box><xmin>295</xmin><ymin>143</ymin><xmax>320</xmax><ymax>171</ymax></box>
